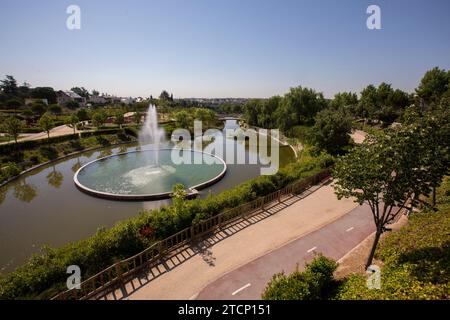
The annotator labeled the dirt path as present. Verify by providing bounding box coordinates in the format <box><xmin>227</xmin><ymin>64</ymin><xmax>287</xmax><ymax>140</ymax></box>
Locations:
<box><xmin>16</xmin><ymin>125</ymin><xmax>79</xmax><ymax>142</ymax></box>
<box><xmin>104</xmin><ymin>182</ymin><xmax>359</xmax><ymax>300</ymax></box>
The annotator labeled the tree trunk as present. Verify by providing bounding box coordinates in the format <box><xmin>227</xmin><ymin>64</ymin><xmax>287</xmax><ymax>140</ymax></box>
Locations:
<box><xmin>366</xmin><ymin>228</ymin><xmax>382</xmax><ymax>269</ymax></box>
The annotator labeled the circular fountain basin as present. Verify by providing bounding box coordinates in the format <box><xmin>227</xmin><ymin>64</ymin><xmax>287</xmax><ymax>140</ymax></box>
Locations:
<box><xmin>74</xmin><ymin>149</ymin><xmax>227</xmax><ymax>200</ymax></box>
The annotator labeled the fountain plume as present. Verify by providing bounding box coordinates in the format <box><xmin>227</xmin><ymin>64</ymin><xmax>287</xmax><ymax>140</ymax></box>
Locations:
<box><xmin>138</xmin><ymin>104</ymin><xmax>165</xmax><ymax>163</ymax></box>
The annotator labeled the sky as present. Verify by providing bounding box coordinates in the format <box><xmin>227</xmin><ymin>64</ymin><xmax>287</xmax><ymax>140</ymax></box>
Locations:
<box><xmin>0</xmin><ymin>0</ymin><xmax>449</xmax><ymax>98</ymax></box>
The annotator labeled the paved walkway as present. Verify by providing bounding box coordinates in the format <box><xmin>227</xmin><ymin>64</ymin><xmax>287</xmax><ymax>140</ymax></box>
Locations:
<box><xmin>197</xmin><ymin>204</ymin><xmax>374</xmax><ymax>299</ymax></box>
<box><xmin>103</xmin><ymin>181</ymin><xmax>361</xmax><ymax>300</ymax></box>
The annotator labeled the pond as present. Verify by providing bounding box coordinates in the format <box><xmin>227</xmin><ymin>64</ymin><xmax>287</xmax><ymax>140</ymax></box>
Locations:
<box><xmin>0</xmin><ymin>120</ymin><xmax>295</xmax><ymax>272</ymax></box>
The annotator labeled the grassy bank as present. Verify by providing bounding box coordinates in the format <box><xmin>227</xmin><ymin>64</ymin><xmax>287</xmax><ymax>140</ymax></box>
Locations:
<box><xmin>0</xmin><ymin>147</ymin><xmax>333</xmax><ymax>299</ymax></box>
<box><xmin>0</xmin><ymin>129</ymin><xmax>135</xmax><ymax>184</ymax></box>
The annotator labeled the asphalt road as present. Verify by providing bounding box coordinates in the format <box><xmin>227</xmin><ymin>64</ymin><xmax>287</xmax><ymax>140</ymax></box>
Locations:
<box><xmin>196</xmin><ymin>204</ymin><xmax>374</xmax><ymax>300</ymax></box>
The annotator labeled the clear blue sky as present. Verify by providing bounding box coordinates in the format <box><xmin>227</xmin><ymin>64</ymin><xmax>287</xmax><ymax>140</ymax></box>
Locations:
<box><xmin>1</xmin><ymin>0</ymin><xmax>449</xmax><ymax>98</ymax></box>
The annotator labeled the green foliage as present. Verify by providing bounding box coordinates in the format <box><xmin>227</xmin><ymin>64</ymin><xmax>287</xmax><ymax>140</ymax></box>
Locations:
<box><xmin>76</xmin><ymin>108</ymin><xmax>89</xmax><ymax>121</ymax></box>
<box><xmin>38</xmin><ymin>114</ymin><xmax>55</xmax><ymax>138</ymax></box>
<box><xmin>92</xmin><ymin>110</ymin><xmax>108</xmax><ymax>129</ymax></box>
<box><xmin>262</xmin><ymin>255</ymin><xmax>338</xmax><ymax>300</ymax></box>
<box><xmin>31</xmin><ymin>87</ymin><xmax>57</xmax><ymax>104</ymax></box>
<box><xmin>311</xmin><ymin>108</ymin><xmax>352</xmax><ymax>155</ymax></box>
<box><xmin>174</xmin><ymin>110</ymin><xmax>192</xmax><ymax>129</ymax></box>
<box><xmin>66</xmin><ymin>101</ymin><xmax>80</xmax><ymax>110</ymax></box>
<box><xmin>1</xmin><ymin>116</ymin><xmax>23</xmax><ymax>144</ymax></box>
<box><xmin>244</xmin><ymin>86</ymin><xmax>325</xmax><ymax>131</ymax></box>
<box><xmin>358</xmin><ymin>83</ymin><xmax>411</xmax><ymax>123</ymax></box>
<box><xmin>415</xmin><ymin>67</ymin><xmax>450</xmax><ymax>107</ymax></box>
<box><xmin>336</xmin><ymin>177</ymin><xmax>450</xmax><ymax>300</ymax></box>
<box><xmin>48</xmin><ymin>104</ymin><xmax>62</xmax><ymax>115</ymax></box>
<box><xmin>114</xmin><ymin>112</ymin><xmax>125</xmax><ymax>128</ymax></box>
<box><xmin>0</xmin><ymin>162</ymin><xmax>21</xmax><ymax>183</ymax></box>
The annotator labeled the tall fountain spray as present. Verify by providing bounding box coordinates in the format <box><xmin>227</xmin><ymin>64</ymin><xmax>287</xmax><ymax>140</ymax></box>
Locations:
<box><xmin>139</xmin><ymin>104</ymin><xmax>165</xmax><ymax>163</ymax></box>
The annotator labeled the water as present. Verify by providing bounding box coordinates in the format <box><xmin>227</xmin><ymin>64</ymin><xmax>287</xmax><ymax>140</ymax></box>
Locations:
<box><xmin>76</xmin><ymin>150</ymin><xmax>225</xmax><ymax>196</ymax></box>
<box><xmin>0</xmin><ymin>120</ymin><xmax>295</xmax><ymax>272</ymax></box>
<box><xmin>138</xmin><ymin>104</ymin><xmax>165</xmax><ymax>164</ymax></box>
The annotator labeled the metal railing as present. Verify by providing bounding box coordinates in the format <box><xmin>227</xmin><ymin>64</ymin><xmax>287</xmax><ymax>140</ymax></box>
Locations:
<box><xmin>52</xmin><ymin>168</ymin><xmax>331</xmax><ymax>300</ymax></box>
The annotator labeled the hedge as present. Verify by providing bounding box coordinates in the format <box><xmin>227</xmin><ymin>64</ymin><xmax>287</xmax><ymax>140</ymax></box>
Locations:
<box><xmin>262</xmin><ymin>255</ymin><xmax>339</xmax><ymax>300</ymax></box>
<box><xmin>0</xmin><ymin>134</ymin><xmax>80</xmax><ymax>154</ymax></box>
<box><xmin>80</xmin><ymin>128</ymin><xmax>123</xmax><ymax>138</ymax></box>
<box><xmin>0</xmin><ymin>149</ymin><xmax>333</xmax><ymax>299</ymax></box>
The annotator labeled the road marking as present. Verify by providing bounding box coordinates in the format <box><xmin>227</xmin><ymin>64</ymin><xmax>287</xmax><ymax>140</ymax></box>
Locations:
<box><xmin>346</xmin><ymin>227</ymin><xmax>355</xmax><ymax>232</ymax></box>
<box><xmin>232</xmin><ymin>283</ymin><xmax>251</xmax><ymax>296</ymax></box>
<box><xmin>307</xmin><ymin>246</ymin><xmax>317</xmax><ymax>253</ymax></box>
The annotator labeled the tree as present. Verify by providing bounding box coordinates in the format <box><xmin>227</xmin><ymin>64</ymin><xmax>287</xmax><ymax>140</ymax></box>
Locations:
<box><xmin>402</xmin><ymin>105</ymin><xmax>450</xmax><ymax>207</ymax></box>
<box><xmin>243</xmin><ymin>99</ymin><xmax>262</xmax><ymax>126</ymax></box>
<box><xmin>1</xmin><ymin>116</ymin><xmax>23</xmax><ymax>144</ymax></box>
<box><xmin>174</xmin><ymin>110</ymin><xmax>192</xmax><ymax>129</ymax></box>
<box><xmin>70</xmin><ymin>87</ymin><xmax>90</xmax><ymax>98</ymax></box>
<box><xmin>311</xmin><ymin>108</ymin><xmax>352</xmax><ymax>155</ymax></box>
<box><xmin>92</xmin><ymin>110</ymin><xmax>107</xmax><ymax>129</ymax></box>
<box><xmin>133</xmin><ymin>111</ymin><xmax>142</xmax><ymax>125</ymax></box>
<box><xmin>282</xmin><ymin>86</ymin><xmax>326</xmax><ymax>126</ymax></box>
<box><xmin>66</xmin><ymin>101</ymin><xmax>80</xmax><ymax>110</ymax></box>
<box><xmin>332</xmin><ymin>129</ymin><xmax>428</xmax><ymax>268</ymax></box>
<box><xmin>47</xmin><ymin>104</ymin><xmax>62</xmax><ymax>115</ymax></box>
<box><xmin>330</xmin><ymin>92</ymin><xmax>358</xmax><ymax>114</ymax></box>
<box><xmin>194</xmin><ymin>108</ymin><xmax>216</xmax><ymax>125</ymax></box>
<box><xmin>30</xmin><ymin>101</ymin><xmax>47</xmax><ymax>116</ymax></box>
<box><xmin>31</xmin><ymin>87</ymin><xmax>57</xmax><ymax>104</ymax></box>
<box><xmin>258</xmin><ymin>96</ymin><xmax>281</xmax><ymax>128</ymax></box>
<box><xmin>171</xmin><ymin>183</ymin><xmax>187</xmax><ymax>215</ymax></box>
<box><xmin>159</xmin><ymin>90</ymin><xmax>171</xmax><ymax>101</ymax></box>
<box><xmin>114</xmin><ymin>112</ymin><xmax>125</xmax><ymax>128</ymax></box>
<box><xmin>5</xmin><ymin>98</ymin><xmax>22</xmax><ymax>112</ymax></box>
<box><xmin>38</xmin><ymin>114</ymin><xmax>55</xmax><ymax>139</ymax></box>
<box><xmin>76</xmin><ymin>108</ymin><xmax>89</xmax><ymax>121</ymax></box>
<box><xmin>0</xmin><ymin>75</ymin><xmax>18</xmax><ymax>97</ymax></box>
<box><xmin>416</xmin><ymin>67</ymin><xmax>449</xmax><ymax>107</ymax></box>
<box><xmin>66</xmin><ymin>114</ymin><xmax>79</xmax><ymax>134</ymax></box>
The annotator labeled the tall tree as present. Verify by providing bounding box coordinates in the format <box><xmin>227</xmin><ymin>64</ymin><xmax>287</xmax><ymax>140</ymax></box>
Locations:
<box><xmin>31</xmin><ymin>87</ymin><xmax>57</xmax><ymax>104</ymax></box>
<box><xmin>38</xmin><ymin>114</ymin><xmax>55</xmax><ymax>139</ymax></box>
<box><xmin>2</xmin><ymin>116</ymin><xmax>23</xmax><ymax>144</ymax></box>
<box><xmin>311</xmin><ymin>108</ymin><xmax>352</xmax><ymax>155</ymax></box>
<box><xmin>0</xmin><ymin>75</ymin><xmax>18</xmax><ymax>97</ymax></box>
<box><xmin>92</xmin><ymin>110</ymin><xmax>107</xmax><ymax>129</ymax></box>
<box><xmin>66</xmin><ymin>114</ymin><xmax>79</xmax><ymax>134</ymax></box>
<box><xmin>416</xmin><ymin>67</ymin><xmax>449</xmax><ymax>107</ymax></box>
<box><xmin>282</xmin><ymin>86</ymin><xmax>326</xmax><ymax>125</ymax></box>
<box><xmin>70</xmin><ymin>87</ymin><xmax>90</xmax><ymax>98</ymax></box>
<box><xmin>114</xmin><ymin>112</ymin><xmax>125</xmax><ymax>128</ymax></box>
<box><xmin>333</xmin><ymin>129</ymin><xmax>428</xmax><ymax>268</ymax></box>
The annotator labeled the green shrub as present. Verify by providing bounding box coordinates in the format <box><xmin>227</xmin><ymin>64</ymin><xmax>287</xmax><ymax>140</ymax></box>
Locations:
<box><xmin>0</xmin><ymin>162</ymin><xmax>21</xmax><ymax>183</ymax></box>
<box><xmin>262</xmin><ymin>255</ymin><xmax>338</xmax><ymax>300</ymax></box>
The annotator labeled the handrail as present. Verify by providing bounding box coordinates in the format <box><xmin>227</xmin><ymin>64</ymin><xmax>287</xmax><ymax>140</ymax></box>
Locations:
<box><xmin>52</xmin><ymin>168</ymin><xmax>331</xmax><ymax>300</ymax></box>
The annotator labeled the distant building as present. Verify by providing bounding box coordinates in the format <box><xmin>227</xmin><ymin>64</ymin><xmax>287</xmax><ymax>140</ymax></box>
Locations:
<box><xmin>56</xmin><ymin>91</ymin><xmax>86</xmax><ymax>106</ymax></box>
<box><xmin>89</xmin><ymin>95</ymin><xmax>107</xmax><ymax>105</ymax></box>
<box><xmin>120</xmin><ymin>97</ymin><xmax>135</xmax><ymax>105</ymax></box>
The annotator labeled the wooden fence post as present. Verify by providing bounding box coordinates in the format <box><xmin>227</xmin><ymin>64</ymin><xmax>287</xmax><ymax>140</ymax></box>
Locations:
<box><xmin>115</xmin><ymin>262</ymin><xmax>123</xmax><ymax>285</ymax></box>
<box><xmin>190</xmin><ymin>225</ymin><xmax>196</xmax><ymax>242</ymax></box>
